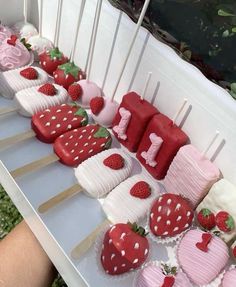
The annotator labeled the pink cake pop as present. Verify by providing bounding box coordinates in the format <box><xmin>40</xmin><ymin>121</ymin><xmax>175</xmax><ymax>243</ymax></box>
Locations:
<box><xmin>221</xmin><ymin>268</ymin><xmax>236</xmax><ymax>287</ymax></box>
<box><xmin>0</xmin><ymin>35</ymin><xmax>32</xmax><ymax>71</ymax></box>
<box><xmin>0</xmin><ymin>24</ymin><xmax>13</xmax><ymax>46</ymax></box>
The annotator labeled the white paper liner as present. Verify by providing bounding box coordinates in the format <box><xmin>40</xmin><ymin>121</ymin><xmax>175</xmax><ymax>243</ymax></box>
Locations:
<box><xmin>133</xmin><ymin>260</ymin><xmax>192</xmax><ymax>287</ymax></box>
<box><xmin>94</xmin><ymin>224</ymin><xmax>152</xmax><ymax>281</ymax></box>
<box><xmin>173</xmin><ymin>229</ymin><xmax>227</xmax><ymax>287</ymax></box>
<box><xmin>146</xmin><ymin>196</ymin><xmax>193</xmax><ymax>245</ymax></box>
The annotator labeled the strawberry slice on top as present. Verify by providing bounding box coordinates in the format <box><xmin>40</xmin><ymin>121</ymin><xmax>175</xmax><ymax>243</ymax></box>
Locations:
<box><xmin>54</xmin><ymin>124</ymin><xmax>112</xmax><ymax>167</ymax></box>
<box><xmin>38</xmin><ymin>83</ymin><xmax>57</xmax><ymax>96</ymax></box>
<box><xmin>32</xmin><ymin>103</ymin><xmax>88</xmax><ymax>143</ymax></box>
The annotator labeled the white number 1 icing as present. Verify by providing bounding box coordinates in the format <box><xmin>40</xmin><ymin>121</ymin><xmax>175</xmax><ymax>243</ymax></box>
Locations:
<box><xmin>113</xmin><ymin>107</ymin><xmax>131</xmax><ymax>140</ymax></box>
<box><xmin>141</xmin><ymin>133</ymin><xmax>163</xmax><ymax>167</ymax></box>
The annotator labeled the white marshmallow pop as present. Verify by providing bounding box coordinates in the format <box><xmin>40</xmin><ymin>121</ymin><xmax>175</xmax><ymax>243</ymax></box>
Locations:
<box><xmin>14</xmin><ymin>83</ymin><xmax>68</xmax><ymax>117</ymax></box>
<box><xmin>28</xmin><ymin>35</ymin><xmax>54</xmax><ymax>59</ymax></box>
<box><xmin>0</xmin><ymin>66</ymin><xmax>48</xmax><ymax>99</ymax></box>
<box><xmin>75</xmin><ymin>148</ymin><xmax>133</xmax><ymax>198</ymax></box>
<box><xmin>11</xmin><ymin>22</ymin><xmax>38</xmax><ymax>41</ymax></box>
<box><xmin>103</xmin><ymin>174</ymin><xmax>161</xmax><ymax>224</ymax></box>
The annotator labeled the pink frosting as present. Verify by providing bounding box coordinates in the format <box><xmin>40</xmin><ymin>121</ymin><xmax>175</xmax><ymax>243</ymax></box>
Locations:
<box><xmin>136</xmin><ymin>264</ymin><xmax>191</xmax><ymax>287</ymax></box>
<box><xmin>0</xmin><ymin>25</ymin><xmax>12</xmax><ymax>46</ymax></box>
<box><xmin>92</xmin><ymin>98</ymin><xmax>119</xmax><ymax>128</ymax></box>
<box><xmin>0</xmin><ymin>38</ymin><xmax>31</xmax><ymax>71</ymax></box>
<box><xmin>178</xmin><ymin>229</ymin><xmax>229</xmax><ymax>285</ymax></box>
<box><xmin>164</xmin><ymin>144</ymin><xmax>220</xmax><ymax>207</ymax></box>
<box><xmin>222</xmin><ymin>269</ymin><xmax>236</xmax><ymax>287</ymax></box>
<box><xmin>77</xmin><ymin>79</ymin><xmax>102</xmax><ymax>108</ymax></box>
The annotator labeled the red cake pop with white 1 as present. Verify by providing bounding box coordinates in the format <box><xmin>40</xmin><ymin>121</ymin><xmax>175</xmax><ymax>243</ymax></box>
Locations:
<box><xmin>164</xmin><ymin>132</ymin><xmax>221</xmax><ymax>208</ymax></box>
<box><xmin>112</xmin><ymin>74</ymin><xmax>158</xmax><ymax>152</ymax></box>
<box><xmin>136</xmin><ymin>100</ymin><xmax>188</xmax><ymax>179</ymax></box>
<box><xmin>101</xmin><ymin>223</ymin><xmax>149</xmax><ymax>275</ymax></box>
<box><xmin>31</xmin><ymin>103</ymin><xmax>88</xmax><ymax>143</ymax></box>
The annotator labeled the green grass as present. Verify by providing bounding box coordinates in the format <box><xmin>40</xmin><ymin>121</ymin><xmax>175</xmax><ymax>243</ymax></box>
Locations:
<box><xmin>0</xmin><ymin>185</ymin><xmax>67</xmax><ymax>287</ymax></box>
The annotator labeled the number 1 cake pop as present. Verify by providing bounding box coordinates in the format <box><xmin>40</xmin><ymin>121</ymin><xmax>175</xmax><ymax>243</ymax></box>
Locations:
<box><xmin>39</xmin><ymin>0</ymin><xmax>68</xmax><ymax>75</ymax></box>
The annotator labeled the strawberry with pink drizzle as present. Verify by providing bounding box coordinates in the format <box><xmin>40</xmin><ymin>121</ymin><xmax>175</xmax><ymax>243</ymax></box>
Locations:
<box><xmin>135</xmin><ymin>263</ymin><xmax>191</xmax><ymax>287</ymax></box>
<box><xmin>54</xmin><ymin>125</ymin><xmax>112</xmax><ymax>167</ymax></box>
<box><xmin>177</xmin><ymin>229</ymin><xmax>229</xmax><ymax>285</ymax></box>
<box><xmin>32</xmin><ymin>103</ymin><xmax>88</xmax><ymax>143</ymax></box>
<box><xmin>0</xmin><ymin>35</ymin><xmax>32</xmax><ymax>71</ymax></box>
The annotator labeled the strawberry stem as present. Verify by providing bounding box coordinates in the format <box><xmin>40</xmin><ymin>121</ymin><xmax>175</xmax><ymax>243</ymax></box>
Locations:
<box><xmin>128</xmin><ymin>222</ymin><xmax>148</xmax><ymax>237</ymax></box>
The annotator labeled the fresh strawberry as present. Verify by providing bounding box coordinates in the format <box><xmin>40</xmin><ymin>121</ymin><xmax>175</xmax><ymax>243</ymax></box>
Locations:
<box><xmin>149</xmin><ymin>194</ymin><xmax>194</xmax><ymax>238</ymax></box>
<box><xmin>68</xmin><ymin>84</ymin><xmax>82</xmax><ymax>101</ymax></box>
<box><xmin>53</xmin><ymin>62</ymin><xmax>86</xmax><ymax>90</ymax></box>
<box><xmin>90</xmin><ymin>96</ymin><xmax>104</xmax><ymax>115</ymax></box>
<box><xmin>38</xmin><ymin>83</ymin><xmax>57</xmax><ymax>96</ymax></box>
<box><xmin>39</xmin><ymin>47</ymin><xmax>68</xmax><ymax>75</ymax></box>
<box><xmin>7</xmin><ymin>35</ymin><xmax>17</xmax><ymax>46</ymax></box>
<box><xmin>215</xmin><ymin>211</ymin><xmax>235</xmax><ymax>233</ymax></box>
<box><xmin>20</xmin><ymin>67</ymin><xmax>38</xmax><ymax>80</ymax></box>
<box><xmin>130</xmin><ymin>181</ymin><xmax>151</xmax><ymax>199</ymax></box>
<box><xmin>103</xmin><ymin>153</ymin><xmax>124</xmax><ymax>170</ymax></box>
<box><xmin>32</xmin><ymin>103</ymin><xmax>88</xmax><ymax>143</ymax></box>
<box><xmin>54</xmin><ymin>125</ymin><xmax>112</xmax><ymax>167</ymax></box>
<box><xmin>197</xmin><ymin>208</ymin><xmax>216</xmax><ymax>230</ymax></box>
<box><xmin>101</xmin><ymin>222</ymin><xmax>149</xmax><ymax>275</ymax></box>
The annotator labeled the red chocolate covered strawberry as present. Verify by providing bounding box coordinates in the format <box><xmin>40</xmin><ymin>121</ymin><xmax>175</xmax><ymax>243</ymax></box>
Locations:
<box><xmin>32</xmin><ymin>103</ymin><xmax>88</xmax><ymax>143</ymax></box>
<box><xmin>149</xmin><ymin>194</ymin><xmax>194</xmax><ymax>238</ymax></box>
<box><xmin>39</xmin><ymin>47</ymin><xmax>68</xmax><ymax>75</ymax></box>
<box><xmin>101</xmin><ymin>222</ymin><xmax>149</xmax><ymax>275</ymax></box>
<box><xmin>215</xmin><ymin>211</ymin><xmax>235</xmax><ymax>233</ymax></box>
<box><xmin>197</xmin><ymin>208</ymin><xmax>216</xmax><ymax>230</ymax></box>
<box><xmin>54</xmin><ymin>125</ymin><xmax>112</xmax><ymax>166</ymax></box>
<box><xmin>53</xmin><ymin>62</ymin><xmax>85</xmax><ymax>90</ymax></box>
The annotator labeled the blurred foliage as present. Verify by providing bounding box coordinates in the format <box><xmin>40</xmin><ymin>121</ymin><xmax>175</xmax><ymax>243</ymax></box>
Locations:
<box><xmin>109</xmin><ymin>0</ymin><xmax>236</xmax><ymax>100</ymax></box>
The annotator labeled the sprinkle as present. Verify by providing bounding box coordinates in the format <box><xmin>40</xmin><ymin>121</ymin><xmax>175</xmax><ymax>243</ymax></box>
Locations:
<box><xmin>67</xmin><ymin>124</ymin><xmax>72</xmax><ymax>129</ymax></box>
<box><xmin>121</xmin><ymin>250</ymin><xmax>125</xmax><ymax>256</ymax></box>
<box><xmin>158</xmin><ymin>196</ymin><xmax>163</xmax><ymax>202</ymax></box>
<box><xmin>69</xmin><ymin>135</ymin><xmax>73</xmax><ymax>139</ymax></box>
<box><xmin>133</xmin><ymin>259</ymin><xmax>138</xmax><ymax>264</ymax></box>
<box><xmin>61</xmin><ymin>104</ymin><xmax>66</xmax><ymax>106</ymax></box>
<box><xmin>177</xmin><ymin>216</ymin><xmax>182</xmax><ymax>221</ymax></box>
<box><xmin>144</xmin><ymin>249</ymin><xmax>148</xmax><ymax>256</ymax></box>
<box><xmin>114</xmin><ymin>266</ymin><xmax>117</xmax><ymax>272</ymax></box>
<box><xmin>74</xmin><ymin>156</ymin><xmax>79</xmax><ymax>161</ymax></box>
<box><xmin>79</xmin><ymin>135</ymin><xmax>83</xmax><ymax>139</ymax></box>
<box><xmin>185</xmin><ymin>223</ymin><xmax>189</xmax><ymax>228</ymax></box>
<box><xmin>166</xmin><ymin>220</ymin><xmax>171</xmax><ymax>225</ymax></box>
<box><xmin>51</xmin><ymin>131</ymin><xmax>56</xmax><ymax>135</ymax></box>
<box><xmin>173</xmin><ymin>227</ymin><xmax>179</xmax><ymax>232</ymax></box>
<box><xmin>39</xmin><ymin>114</ymin><xmax>44</xmax><ymax>118</ymax></box>
<box><xmin>79</xmin><ymin>150</ymin><xmax>84</xmax><ymax>153</ymax></box>
<box><xmin>134</xmin><ymin>243</ymin><xmax>139</xmax><ymax>249</ymax></box>
<box><xmin>89</xmin><ymin>149</ymin><xmax>93</xmax><ymax>153</ymax></box>
<box><xmin>82</xmin><ymin>129</ymin><xmax>87</xmax><ymax>133</ymax></box>
<box><xmin>187</xmin><ymin>211</ymin><xmax>191</xmax><ymax>217</ymax></box>
<box><xmin>109</xmin><ymin>239</ymin><xmax>112</xmax><ymax>244</ymax></box>
<box><xmin>73</xmin><ymin>129</ymin><xmax>78</xmax><ymax>132</ymax></box>
<box><xmin>102</xmin><ymin>256</ymin><xmax>105</xmax><ymax>262</ymax></box>
<box><xmin>56</xmin><ymin>124</ymin><xmax>60</xmax><ymax>128</ymax></box>
<box><xmin>45</xmin><ymin>122</ymin><xmax>50</xmax><ymax>127</ymax></box>
<box><xmin>71</xmin><ymin>150</ymin><xmax>75</xmax><ymax>154</ymax></box>
<box><xmin>163</xmin><ymin>231</ymin><xmax>168</xmax><ymax>235</ymax></box>
<box><xmin>88</xmin><ymin>135</ymin><xmax>92</xmax><ymax>139</ymax></box>
<box><xmin>158</xmin><ymin>206</ymin><xmax>162</xmax><ymax>212</ymax></box>
<box><xmin>65</xmin><ymin>142</ymin><xmax>69</xmax><ymax>146</ymax></box>
<box><xmin>56</xmin><ymin>109</ymin><xmax>61</xmax><ymax>113</ymax></box>
<box><xmin>176</xmin><ymin>203</ymin><xmax>181</xmax><ymax>210</ymax></box>
<box><xmin>154</xmin><ymin>226</ymin><xmax>158</xmax><ymax>232</ymax></box>
<box><xmin>110</xmin><ymin>226</ymin><xmax>116</xmax><ymax>233</ymax></box>
<box><xmin>167</xmin><ymin>209</ymin><xmax>171</xmax><ymax>216</ymax></box>
<box><xmin>45</xmin><ymin>109</ymin><xmax>50</xmax><ymax>112</ymax></box>
<box><xmin>59</xmin><ymin>135</ymin><xmax>64</xmax><ymax>138</ymax></box>
<box><xmin>122</xmin><ymin>264</ymin><xmax>126</xmax><ymax>267</ymax></box>
<box><xmin>111</xmin><ymin>254</ymin><xmax>115</xmax><ymax>260</ymax></box>
<box><xmin>157</xmin><ymin>216</ymin><xmax>162</xmax><ymax>222</ymax></box>
<box><xmin>84</xmin><ymin>143</ymin><xmax>88</xmax><ymax>146</ymax></box>
<box><xmin>43</xmin><ymin>61</ymin><xmax>46</xmax><ymax>66</ymax></box>
<box><xmin>167</xmin><ymin>199</ymin><xmax>172</xmax><ymax>204</ymax></box>
<box><xmin>66</xmin><ymin>74</ymin><xmax>69</xmax><ymax>79</ymax></box>
<box><xmin>92</xmin><ymin>142</ymin><xmax>97</xmax><ymax>145</ymax></box>
<box><xmin>63</xmin><ymin>117</ymin><xmax>67</xmax><ymax>121</ymax></box>
<box><xmin>91</xmin><ymin>129</ymin><xmax>95</xmax><ymax>133</ymax></box>
<box><xmin>72</xmin><ymin>118</ymin><xmax>77</xmax><ymax>121</ymax></box>
<box><xmin>75</xmin><ymin>143</ymin><xmax>78</xmax><ymax>146</ymax></box>
<box><xmin>101</xmin><ymin>143</ymin><xmax>105</xmax><ymax>147</ymax></box>
<box><xmin>52</xmin><ymin>116</ymin><xmax>56</xmax><ymax>120</ymax></box>
<box><xmin>150</xmin><ymin>213</ymin><xmax>154</xmax><ymax>219</ymax></box>
<box><xmin>120</xmin><ymin>233</ymin><xmax>126</xmax><ymax>240</ymax></box>
<box><xmin>68</xmin><ymin>111</ymin><xmax>72</xmax><ymax>114</ymax></box>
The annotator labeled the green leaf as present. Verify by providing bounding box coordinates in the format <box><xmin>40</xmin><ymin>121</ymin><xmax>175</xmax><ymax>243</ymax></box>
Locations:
<box><xmin>218</xmin><ymin>9</ymin><xmax>235</xmax><ymax>17</ymax></box>
<box><xmin>50</xmin><ymin>47</ymin><xmax>63</xmax><ymax>60</ymax></box>
<box><xmin>20</xmin><ymin>38</ymin><xmax>32</xmax><ymax>51</ymax></box>
<box><xmin>104</xmin><ymin>138</ymin><xmax>112</xmax><ymax>149</ymax></box>
<box><xmin>94</xmin><ymin>127</ymin><xmax>110</xmax><ymax>138</ymax></box>
<box><xmin>227</xmin><ymin>216</ymin><xmax>235</xmax><ymax>230</ymax></box>
<box><xmin>232</xmin><ymin>27</ymin><xmax>236</xmax><ymax>33</ymax></box>
<box><xmin>222</xmin><ymin>30</ymin><xmax>230</xmax><ymax>37</ymax></box>
<box><xmin>58</xmin><ymin>62</ymin><xmax>81</xmax><ymax>79</ymax></box>
<box><xmin>231</xmin><ymin>83</ymin><xmax>236</xmax><ymax>93</ymax></box>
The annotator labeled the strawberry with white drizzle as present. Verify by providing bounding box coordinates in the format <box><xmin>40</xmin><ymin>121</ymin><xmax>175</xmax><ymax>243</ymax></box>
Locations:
<box><xmin>54</xmin><ymin>125</ymin><xmax>112</xmax><ymax>167</ymax></box>
<box><xmin>32</xmin><ymin>103</ymin><xmax>88</xmax><ymax>143</ymax></box>
<box><xmin>101</xmin><ymin>222</ymin><xmax>149</xmax><ymax>275</ymax></box>
<box><xmin>149</xmin><ymin>194</ymin><xmax>194</xmax><ymax>239</ymax></box>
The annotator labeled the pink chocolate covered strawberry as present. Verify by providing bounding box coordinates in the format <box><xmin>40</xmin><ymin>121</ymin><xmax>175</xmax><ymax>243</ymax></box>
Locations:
<box><xmin>53</xmin><ymin>62</ymin><xmax>85</xmax><ymax>90</ymax></box>
<box><xmin>39</xmin><ymin>47</ymin><xmax>68</xmax><ymax>75</ymax></box>
<box><xmin>54</xmin><ymin>125</ymin><xmax>112</xmax><ymax>166</ymax></box>
<box><xmin>101</xmin><ymin>222</ymin><xmax>149</xmax><ymax>275</ymax></box>
<box><xmin>32</xmin><ymin>103</ymin><xmax>88</xmax><ymax>143</ymax></box>
<box><xmin>149</xmin><ymin>194</ymin><xmax>194</xmax><ymax>239</ymax></box>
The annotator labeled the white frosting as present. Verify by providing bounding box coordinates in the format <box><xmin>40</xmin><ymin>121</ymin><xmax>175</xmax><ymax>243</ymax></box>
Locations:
<box><xmin>0</xmin><ymin>66</ymin><xmax>48</xmax><ymax>99</ymax></box>
<box><xmin>197</xmin><ymin>179</ymin><xmax>236</xmax><ymax>243</ymax></box>
<box><xmin>103</xmin><ymin>174</ymin><xmax>160</xmax><ymax>224</ymax></box>
<box><xmin>28</xmin><ymin>35</ymin><xmax>53</xmax><ymax>59</ymax></box>
<box><xmin>75</xmin><ymin>148</ymin><xmax>133</xmax><ymax>198</ymax></box>
<box><xmin>11</xmin><ymin>21</ymin><xmax>38</xmax><ymax>41</ymax></box>
<box><xmin>14</xmin><ymin>84</ymin><xmax>68</xmax><ymax>117</ymax></box>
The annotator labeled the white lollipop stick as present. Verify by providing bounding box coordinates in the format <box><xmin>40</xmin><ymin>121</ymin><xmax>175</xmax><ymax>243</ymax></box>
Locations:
<box><xmin>171</xmin><ymin>98</ymin><xmax>188</xmax><ymax>125</ymax></box>
<box><xmin>101</xmin><ymin>11</ymin><xmax>122</xmax><ymax>91</ymax></box>
<box><xmin>87</xmin><ymin>0</ymin><xmax>103</xmax><ymax>82</ymax></box>
<box><xmin>202</xmin><ymin>131</ymin><xmax>220</xmax><ymax>157</ymax></box>
<box><xmin>141</xmin><ymin>72</ymin><xmax>152</xmax><ymax>100</ymax></box>
<box><xmin>23</xmin><ymin>0</ymin><xmax>28</xmax><ymax>24</ymax></box>
<box><xmin>54</xmin><ymin>0</ymin><xmax>63</xmax><ymax>47</ymax></box>
<box><xmin>71</xmin><ymin>0</ymin><xmax>86</xmax><ymax>62</ymax></box>
<box><xmin>39</xmin><ymin>0</ymin><xmax>43</xmax><ymax>37</ymax></box>
<box><xmin>111</xmin><ymin>0</ymin><xmax>151</xmax><ymax>101</ymax></box>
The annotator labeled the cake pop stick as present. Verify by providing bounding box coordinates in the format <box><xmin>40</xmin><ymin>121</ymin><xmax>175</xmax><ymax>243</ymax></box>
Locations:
<box><xmin>164</xmin><ymin>131</ymin><xmax>221</xmax><ymax>207</ymax></box>
<box><xmin>9</xmin><ymin>125</ymin><xmax>112</xmax><ymax>179</ymax></box>
<box><xmin>141</xmin><ymin>72</ymin><xmax>152</xmax><ymax>101</ymax></box>
<box><xmin>38</xmin><ymin>149</ymin><xmax>132</xmax><ymax>213</ymax></box>
<box><xmin>23</xmin><ymin>0</ymin><xmax>28</xmax><ymax>24</ymax></box>
<box><xmin>39</xmin><ymin>0</ymin><xmax>68</xmax><ymax>75</ymax></box>
<box><xmin>91</xmin><ymin>1</ymin><xmax>151</xmax><ymax>127</ymax></box>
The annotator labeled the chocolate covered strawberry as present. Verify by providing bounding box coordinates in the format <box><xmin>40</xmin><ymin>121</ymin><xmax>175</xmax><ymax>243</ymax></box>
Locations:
<box><xmin>130</xmin><ymin>181</ymin><xmax>151</xmax><ymax>199</ymax></box>
<box><xmin>53</xmin><ymin>62</ymin><xmax>85</xmax><ymax>90</ymax></box>
<box><xmin>101</xmin><ymin>222</ymin><xmax>149</xmax><ymax>275</ymax></box>
<box><xmin>39</xmin><ymin>47</ymin><xmax>68</xmax><ymax>75</ymax></box>
<box><xmin>54</xmin><ymin>124</ymin><xmax>112</xmax><ymax>166</ymax></box>
<box><xmin>215</xmin><ymin>211</ymin><xmax>235</xmax><ymax>233</ymax></box>
<box><xmin>32</xmin><ymin>103</ymin><xmax>88</xmax><ymax>143</ymax></box>
<box><xmin>197</xmin><ymin>208</ymin><xmax>216</xmax><ymax>230</ymax></box>
<box><xmin>149</xmin><ymin>194</ymin><xmax>194</xmax><ymax>238</ymax></box>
